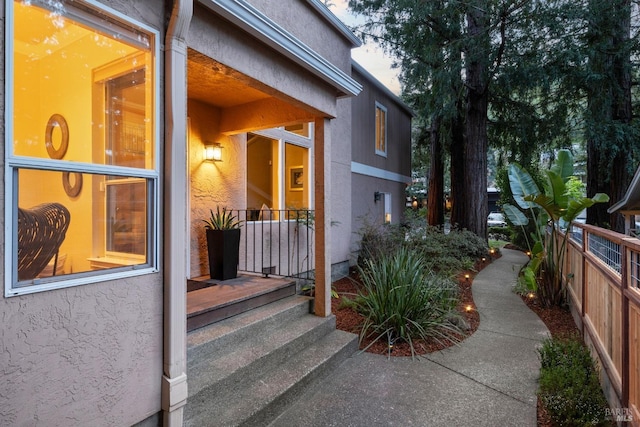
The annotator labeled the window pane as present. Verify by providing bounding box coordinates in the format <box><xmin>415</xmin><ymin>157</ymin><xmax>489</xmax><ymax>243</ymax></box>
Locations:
<box><xmin>375</xmin><ymin>106</ymin><xmax>386</xmax><ymax>154</ymax></box>
<box><xmin>285</xmin><ymin>143</ymin><xmax>308</xmax><ymax>209</ymax></box>
<box><xmin>284</xmin><ymin>123</ymin><xmax>311</xmax><ymax>138</ymax></box>
<box><xmin>16</xmin><ymin>169</ymin><xmax>150</xmax><ymax>283</ymax></box>
<box><xmin>106</xmin><ymin>71</ymin><xmax>149</xmax><ymax>168</ymax></box>
<box><xmin>247</xmin><ymin>133</ymin><xmax>278</xmax><ymax>211</ymax></box>
<box><xmin>12</xmin><ymin>1</ymin><xmax>155</xmax><ymax>168</ymax></box>
<box><xmin>106</xmin><ymin>179</ymin><xmax>147</xmax><ymax>255</ymax></box>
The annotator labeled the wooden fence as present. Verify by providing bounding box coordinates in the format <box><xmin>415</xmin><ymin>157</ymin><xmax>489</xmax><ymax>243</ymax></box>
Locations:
<box><xmin>564</xmin><ymin>223</ymin><xmax>640</xmax><ymax>425</ymax></box>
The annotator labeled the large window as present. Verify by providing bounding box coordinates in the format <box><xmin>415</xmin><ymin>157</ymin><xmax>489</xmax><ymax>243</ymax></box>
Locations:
<box><xmin>6</xmin><ymin>0</ymin><xmax>159</xmax><ymax>295</ymax></box>
<box><xmin>375</xmin><ymin>102</ymin><xmax>387</xmax><ymax>157</ymax></box>
<box><xmin>246</xmin><ymin>127</ymin><xmax>311</xmax><ymax>218</ymax></box>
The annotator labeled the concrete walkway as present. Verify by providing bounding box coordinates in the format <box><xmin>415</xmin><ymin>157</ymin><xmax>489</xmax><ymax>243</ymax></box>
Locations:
<box><xmin>271</xmin><ymin>249</ymin><xmax>550</xmax><ymax>427</ymax></box>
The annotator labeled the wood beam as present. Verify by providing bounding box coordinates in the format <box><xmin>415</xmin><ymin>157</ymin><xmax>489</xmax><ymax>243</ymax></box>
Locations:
<box><xmin>219</xmin><ymin>97</ymin><xmax>315</xmax><ymax>134</ymax></box>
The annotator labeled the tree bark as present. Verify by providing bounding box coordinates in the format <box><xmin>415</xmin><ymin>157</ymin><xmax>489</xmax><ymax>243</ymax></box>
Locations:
<box><xmin>458</xmin><ymin>4</ymin><xmax>489</xmax><ymax>239</ymax></box>
<box><xmin>427</xmin><ymin>116</ymin><xmax>444</xmax><ymax>226</ymax></box>
<box><xmin>449</xmin><ymin>105</ymin><xmax>465</xmax><ymax>229</ymax></box>
<box><xmin>586</xmin><ymin>0</ymin><xmax>632</xmax><ymax>232</ymax></box>
<box><xmin>608</xmin><ymin>0</ymin><xmax>632</xmax><ymax>233</ymax></box>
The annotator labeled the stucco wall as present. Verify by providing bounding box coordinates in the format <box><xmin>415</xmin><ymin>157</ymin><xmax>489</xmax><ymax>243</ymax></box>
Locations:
<box><xmin>351</xmin><ymin>66</ymin><xmax>412</xmax><ymax>176</ymax></box>
<box><xmin>350</xmin><ymin>174</ymin><xmax>408</xmax><ymax>262</ymax></box>
<box><xmin>330</xmin><ymin>97</ymin><xmax>353</xmax><ymax>271</ymax></box>
<box><xmin>1</xmin><ymin>279</ymin><xmax>163</xmax><ymax>426</ymax></box>
<box><xmin>188</xmin><ymin>100</ymin><xmax>247</xmax><ymax>278</ymax></box>
<box><xmin>1</xmin><ymin>1</ymin><xmax>164</xmax><ymax>425</ymax></box>
<box><xmin>248</xmin><ymin>0</ymin><xmax>354</xmax><ymax>71</ymax></box>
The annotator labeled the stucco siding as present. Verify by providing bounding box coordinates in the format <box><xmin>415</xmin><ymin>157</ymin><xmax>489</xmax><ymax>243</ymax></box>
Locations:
<box><xmin>350</xmin><ymin>174</ymin><xmax>408</xmax><ymax>260</ymax></box>
<box><xmin>188</xmin><ymin>100</ymin><xmax>248</xmax><ymax>278</ymax></box>
<box><xmin>351</xmin><ymin>67</ymin><xmax>412</xmax><ymax>176</ymax></box>
<box><xmin>330</xmin><ymin>98</ymin><xmax>352</xmax><ymax>271</ymax></box>
<box><xmin>0</xmin><ymin>278</ymin><xmax>163</xmax><ymax>426</ymax></box>
<box><xmin>248</xmin><ymin>0</ymin><xmax>354</xmax><ymax>72</ymax></box>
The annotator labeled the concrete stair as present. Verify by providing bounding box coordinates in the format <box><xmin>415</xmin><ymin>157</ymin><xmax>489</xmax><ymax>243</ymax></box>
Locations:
<box><xmin>184</xmin><ymin>295</ymin><xmax>358</xmax><ymax>427</ymax></box>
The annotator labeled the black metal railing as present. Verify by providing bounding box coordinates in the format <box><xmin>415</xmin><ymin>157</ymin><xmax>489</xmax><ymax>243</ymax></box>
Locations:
<box><xmin>230</xmin><ymin>209</ymin><xmax>315</xmax><ymax>282</ymax></box>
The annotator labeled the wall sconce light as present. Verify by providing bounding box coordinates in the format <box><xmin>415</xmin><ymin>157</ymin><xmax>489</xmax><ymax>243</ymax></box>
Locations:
<box><xmin>204</xmin><ymin>143</ymin><xmax>222</xmax><ymax>162</ymax></box>
<box><xmin>374</xmin><ymin>191</ymin><xmax>382</xmax><ymax>203</ymax></box>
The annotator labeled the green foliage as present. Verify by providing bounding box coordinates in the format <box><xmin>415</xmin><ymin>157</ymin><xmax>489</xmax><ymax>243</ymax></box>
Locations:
<box><xmin>358</xmin><ymin>217</ymin><xmax>488</xmax><ymax>277</ymax></box>
<box><xmin>502</xmin><ymin>149</ymin><xmax>608</xmax><ymax>306</ymax></box>
<box><xmin>356</xmin><ymin>219</ymin><xmax>405</xmax><ymax>267</ymax></box>
<box><xmin>538</xmin><ymin>337</ymin><xmax>610</xmax><ymax>426</ymax></box>
<box><xmin>487</xmin><ymin>226</ymin><xmax>509</xmax><ymax>243</ymax></box>
<box><xmin>203</xmin><ymin>206</ymin><xmax>242</xmax><ymax>230</ymax></box>
<box><xmin>350</xmin><ymin>247</ymin><xmax>463</xmax><ymax>358</ymax></box>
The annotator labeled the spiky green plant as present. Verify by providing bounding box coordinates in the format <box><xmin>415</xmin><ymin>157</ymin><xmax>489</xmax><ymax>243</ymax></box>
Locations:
<box><xmin>203</xmin><ymin>206</ymin><xmax>242</xmax><ymax>230</ymax></box>
<box><xmin>503</xmin><ymin>149</ymin><xmax>608</xmax><ymax>306</ymax></box>
<box><xmin>351</xmin><ymin>247</ymin><xmax>463</xmax><ymax>358</ymax></box>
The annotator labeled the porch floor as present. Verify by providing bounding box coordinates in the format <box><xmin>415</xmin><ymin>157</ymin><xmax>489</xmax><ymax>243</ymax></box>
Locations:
<box><xmin>186</xmin><ymin>274</ymin><xmax>297</xmax><ymax>332</ymax></box>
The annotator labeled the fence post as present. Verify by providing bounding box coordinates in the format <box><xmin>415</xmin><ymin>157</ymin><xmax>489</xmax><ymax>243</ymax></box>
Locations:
<box><xmin>621</xmin><ymin>238</ymin><xmax>635</xmax><ymax>412</ymax></box>
<box><xmin>581</xmin><ymin>226</ymin><xmax>587</xmax><ymax>338</ymax></box>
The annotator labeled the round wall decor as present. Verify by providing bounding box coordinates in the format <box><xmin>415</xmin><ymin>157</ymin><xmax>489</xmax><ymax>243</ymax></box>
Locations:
<box><xmin>45</xmin><ymin>114</ymin><xmax>69</xmax><ymax>159</ymax></box>
<box><xmin>62</xmin><ymin>172</ymin><xmax>83</xmax><ymax>198</ymax></box>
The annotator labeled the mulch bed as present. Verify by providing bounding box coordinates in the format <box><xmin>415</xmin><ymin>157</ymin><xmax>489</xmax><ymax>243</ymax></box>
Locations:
<box><xmin>332</xmin><ymin>255</ymin><xmax>496</xmax><ymax>357</ymax></box>
<box><xmin>332</xmin><ymin>249</ymin><xmax>584</xmax><ymax>426</ymax></box>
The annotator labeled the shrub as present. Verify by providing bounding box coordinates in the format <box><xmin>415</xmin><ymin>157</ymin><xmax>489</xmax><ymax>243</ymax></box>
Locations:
<box><xmin>349</xmin><ymin>247</ymin><xmax>463</xmax><ymax>357</ymax></box>
<box><xmin>357</xmin><ymin>214</ymin><xmax>489</xmax><ymax>276</ymax></box>
<box><xmin>538</xmin><ymin>337</ymin><xmax>610</xmax><ymax>426</ymax></box>
<box><xmin>356</xmin><ymin>219</ymin><xmax>405</xmax><ymax>266</ymax></box>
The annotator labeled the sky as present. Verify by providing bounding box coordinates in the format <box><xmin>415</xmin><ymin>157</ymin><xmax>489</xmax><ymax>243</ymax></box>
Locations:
<box><xmin>327</xmin><ymin>1</ymin><xmax>402</xmax><ymax>95</ymax></box>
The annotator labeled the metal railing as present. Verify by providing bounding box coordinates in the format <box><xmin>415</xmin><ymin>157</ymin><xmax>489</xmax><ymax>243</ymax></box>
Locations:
<box><xmin>231</xmin><ymin>209</ymin><xmax>315</xmax><ymax>282</ymax></box>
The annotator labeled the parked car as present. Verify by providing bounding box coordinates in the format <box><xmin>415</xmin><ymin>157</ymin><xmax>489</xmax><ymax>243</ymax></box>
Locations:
<box><xmin>487</xmin><ymin>212</ymin><xmax>507</xmax><ymax>227</ymax></box>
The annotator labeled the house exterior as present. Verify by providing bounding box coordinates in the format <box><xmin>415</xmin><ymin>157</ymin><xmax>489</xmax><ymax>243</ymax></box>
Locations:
<box><xmin>2</xmin><ymin>1</ymin><xmax>409</xmax><ymax>425</ymax></box>
<box><xmin>350</xmin><ymin>61</ymin><xmax>413</xmax><ymax>249</ymax></box>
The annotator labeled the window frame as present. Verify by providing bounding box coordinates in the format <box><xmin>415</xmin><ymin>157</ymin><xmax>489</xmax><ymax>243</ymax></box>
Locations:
<box><xmin>247</xmin><ymin>126</ymin><xmax>314</xmax><ymax>217</ymax></box>
<box><xmin>374</xmin><ymin>101</ymin><xmax>388</xmax><ymax>157</ymax></box>
<box><xmin>5</xmin><ymin>0</ymin><xmax>161</xmax><ymax>297</ymax></box>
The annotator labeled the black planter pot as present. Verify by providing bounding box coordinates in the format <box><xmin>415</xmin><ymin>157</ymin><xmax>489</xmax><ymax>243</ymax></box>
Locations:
<box><xmin>206</xmin><ymin>228</ymin><xmax>241</xmax><ymax>280</ymax></box>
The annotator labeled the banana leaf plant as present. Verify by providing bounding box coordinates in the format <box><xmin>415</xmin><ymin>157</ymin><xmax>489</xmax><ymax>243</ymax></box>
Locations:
<box><xmin>503</xmin><ymin>149</ymin><xmax>609</xmax><ymax>307</ymax></box>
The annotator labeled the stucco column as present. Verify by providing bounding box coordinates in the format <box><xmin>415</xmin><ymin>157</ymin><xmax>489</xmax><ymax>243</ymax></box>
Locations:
<box><xmin>162</xmin><ymin>1</ymin><xmax>192</xmax><ymax>425</ymax></box>
<box><xmin>314</xmin><ymin>117</ymin><xmax>332</xmax><ymax>317</ymax></box>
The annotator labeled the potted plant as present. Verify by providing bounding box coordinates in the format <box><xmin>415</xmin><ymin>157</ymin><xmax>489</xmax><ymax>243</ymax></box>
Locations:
<box><xmin>203</xmin><ymin>207</ymin><xmax>242</xmax><ymax>280</ymax></box>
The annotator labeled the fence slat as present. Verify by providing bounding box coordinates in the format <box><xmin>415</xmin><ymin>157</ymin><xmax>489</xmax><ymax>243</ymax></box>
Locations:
<box><xmin>565</xmin><ymin>223</ymin><xmax>638</xmax><ymax>418</ymax></box>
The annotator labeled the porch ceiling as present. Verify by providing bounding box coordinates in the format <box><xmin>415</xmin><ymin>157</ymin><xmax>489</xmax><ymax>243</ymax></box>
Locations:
<box><xmin>187</xmin><ymin>55</ymin><xmax>271</xmax><ymax>108</ymax></box>
<box><xmin>187</xmin><ymin>50</ymin><xmax>318</xmax><ymax>133</ymax></box>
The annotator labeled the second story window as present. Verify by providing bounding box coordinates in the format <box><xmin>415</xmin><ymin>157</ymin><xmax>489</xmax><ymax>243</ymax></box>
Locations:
<box><xmin>375</xmin><ymin>102</ymin><xmax>387</xmax><ymax>157</ymax></box>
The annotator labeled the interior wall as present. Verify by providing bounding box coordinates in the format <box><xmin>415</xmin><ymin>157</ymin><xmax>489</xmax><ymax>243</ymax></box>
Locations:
<box><xmin>14</xmin><ymin>44</ymin><xmax>99</xmax><ymax>274</ymax></box>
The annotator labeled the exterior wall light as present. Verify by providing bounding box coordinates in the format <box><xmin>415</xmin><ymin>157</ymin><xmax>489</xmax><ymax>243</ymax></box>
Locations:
<box><xmin>204</xmin><ymin>143</ymin><xmax>222</xmax><ymax>162</ymax></box>
<box><xmin>374</xmin><ymin>191</ymin><xmax>381</xmax><ymax>203</ymax></box>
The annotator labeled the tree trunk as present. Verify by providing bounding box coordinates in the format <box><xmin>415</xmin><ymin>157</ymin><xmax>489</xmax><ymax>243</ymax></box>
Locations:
<box><xmin>609</xmin><ymin>0</ymin><xmax>632</xmax><ymax>233</ymax></box>
<box><xmin>427</xmin><ymin>116</ymin><xmax>445</xmax><ymax>226</ymax></box>
<box><xmin>458</xmin><ymin>4</ymin><xmax>489</xmax><ymax>239</ymax></box>
<box><xmin>449</xmin><ymin>104</ymin><xmax>465</xmax><ymax>229</ymax></box>
<box><xmin>586</xmin><ymin>0</ymin><xmax>633</xmax><ymax>232</ymax></box>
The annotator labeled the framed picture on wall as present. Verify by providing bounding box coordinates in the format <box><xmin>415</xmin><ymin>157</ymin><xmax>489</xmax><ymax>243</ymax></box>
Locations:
<box><xmin>289</xmin><ymin>166</ymin><xmax>304</xmax><ymax>191</ymax></box>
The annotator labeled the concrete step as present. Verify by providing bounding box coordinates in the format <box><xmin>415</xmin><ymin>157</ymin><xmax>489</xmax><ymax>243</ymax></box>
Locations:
<box><xmin>184</xmin><ymin>296</ymin><xmax>358</xmax><ymax>427</ymax></box>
